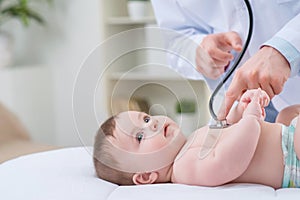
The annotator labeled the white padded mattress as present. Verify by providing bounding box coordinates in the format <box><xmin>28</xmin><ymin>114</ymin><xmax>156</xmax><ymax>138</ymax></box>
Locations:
<box><xmin>0</xmin><ymin>147</ymin><xmax>299</xmax><ymax>200</ymax></box>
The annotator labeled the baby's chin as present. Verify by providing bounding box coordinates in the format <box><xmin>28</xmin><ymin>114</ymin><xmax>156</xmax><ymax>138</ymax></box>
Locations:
<box><xmin>172</xmin><ymin>130</ymin><xmax>187</xmax><ymax>152</ymax></box>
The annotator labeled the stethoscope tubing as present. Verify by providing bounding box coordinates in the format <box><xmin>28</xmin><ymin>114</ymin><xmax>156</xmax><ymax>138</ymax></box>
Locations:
<box><xmin>208</xmin><ymin>0</ymin><xmax>254</xmax><ymax>122</ymax></box>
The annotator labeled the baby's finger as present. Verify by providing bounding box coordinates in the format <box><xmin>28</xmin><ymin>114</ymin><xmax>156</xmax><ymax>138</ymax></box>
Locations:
<box><xmin>251</xmin><ymin>89</ymin><xmax>261</xmax><ymax>102</ymax></box>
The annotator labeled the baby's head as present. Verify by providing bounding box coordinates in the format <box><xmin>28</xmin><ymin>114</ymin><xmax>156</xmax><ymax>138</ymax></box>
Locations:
<box><xmin>93</xmin><ymin>111</ymin><xmax>186</xmax><ymax>185</ymax></box>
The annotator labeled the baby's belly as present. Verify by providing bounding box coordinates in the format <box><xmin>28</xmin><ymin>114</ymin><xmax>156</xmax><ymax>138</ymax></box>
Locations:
<box><xmin>233</xmin><ymin>122</ymin><xmax>284</xmax><ymax>188</ymax></box>
<box><xmin>233</xmin><ymin>159</ymin><xmax>284</xmax><ymax>188</ymax></box>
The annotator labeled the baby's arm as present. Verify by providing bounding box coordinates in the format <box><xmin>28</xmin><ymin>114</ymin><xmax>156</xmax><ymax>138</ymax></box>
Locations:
<box><xmin>226</xmin><ymin>89</ymin><xmax>269</xmax><ymax>124</ymax></box>
<box><xmin>193</xmin><ymin>91</ymin><xmax>263</xmax><ymax>186</ymax></box>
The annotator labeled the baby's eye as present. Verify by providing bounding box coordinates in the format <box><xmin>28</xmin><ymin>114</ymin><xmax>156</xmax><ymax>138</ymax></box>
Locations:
<box><xmin>136</xmin><ymin>132</ymin><xmax>144</xmax><ymax>143</ymax></box>
<box><xmin>143</xmin><ymin>116</ymin><xmax>150</xmax><ymax>123</ymax></box>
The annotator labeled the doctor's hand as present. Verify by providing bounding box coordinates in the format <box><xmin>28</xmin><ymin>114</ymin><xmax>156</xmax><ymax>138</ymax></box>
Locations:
<box><xmin>221</xmin><ymin>46</ymin><xmax>291</xmax><ymax>119</ymax></box>
<box><xmin>195</xmin><ymin>31</ymin><xmax>242</xmax><ymax>79</ymax></box>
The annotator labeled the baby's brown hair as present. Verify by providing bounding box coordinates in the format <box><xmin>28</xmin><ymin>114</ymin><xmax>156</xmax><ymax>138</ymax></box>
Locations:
<box><xmin>93</xmin><ymin>115</ymin><xmax>135</xmax><ymax>185</ymax></box>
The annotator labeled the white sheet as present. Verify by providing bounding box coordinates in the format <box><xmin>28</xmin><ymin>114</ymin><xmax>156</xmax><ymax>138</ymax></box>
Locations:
<box><xmin>0</xmin><ymin>147</ymin><xmax>299</xmax><ymax>200</ymax></box>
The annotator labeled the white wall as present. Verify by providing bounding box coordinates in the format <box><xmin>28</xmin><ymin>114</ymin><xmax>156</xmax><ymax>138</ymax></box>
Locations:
<box><xmin>0</xmin><ymin>0</ymin><xmax>105</xmax><ymax>146</ymax></box>
<box><xmin>48</xmin><ymin>0</ymin><xmax>105</xmax><ymax>147</ymax></box>
<box><xmin>0</xmin><ymin>66</ymin><xmax>56</xmax><ymax>144</ymax></box>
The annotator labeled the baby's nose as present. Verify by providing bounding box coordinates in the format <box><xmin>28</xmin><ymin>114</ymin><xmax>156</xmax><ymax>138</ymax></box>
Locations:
<box><xmin>149</xmin><ymin>119</ymin><xmax>158</xmax><ymax>131</ymax></box>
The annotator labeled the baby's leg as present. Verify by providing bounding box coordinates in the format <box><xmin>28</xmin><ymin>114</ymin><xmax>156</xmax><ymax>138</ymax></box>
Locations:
<box><xmin>277</xmin><ymin>105</ymin><xmax>300</xmax><ymax>158</ymax></box>
<box><xmin>276</xmin><ymin>104</ymin><xmax>300</xmax><ymax>126</ymax></box>
<box><xmin>294</xmin><ymin>115</ymin><xmax>300</xmax><ymax>159</ymax></box>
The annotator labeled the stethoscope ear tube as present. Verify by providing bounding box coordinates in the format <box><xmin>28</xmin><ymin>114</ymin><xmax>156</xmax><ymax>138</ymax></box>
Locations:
<box><xmin>208</xmin><ymin>0</ymin><xmax>254</xmax><ymax>123</ymax></box>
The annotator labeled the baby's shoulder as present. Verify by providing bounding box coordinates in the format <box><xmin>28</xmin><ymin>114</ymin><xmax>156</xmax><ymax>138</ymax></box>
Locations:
<box><xmin>172</xmin><ymin>138</ymin><xmax>199</xmax><ymax>183</ymax></box>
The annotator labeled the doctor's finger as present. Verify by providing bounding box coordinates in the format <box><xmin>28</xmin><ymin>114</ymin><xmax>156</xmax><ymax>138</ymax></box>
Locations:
<box><xmin>209</xmin><ymin>48</ymin><xmax>234</xmax><ymax>61</ymax></box>
<box><xmin>209</xmin><ymin>67</ymin><xmax>226</xmax><ymax>80</ymax></box>
<box><xmin>270</xmin><ymin>78</ymin><xmax>285</xmax><ymax>96</ymax></box>
<box><xmin>213</xmin><ymin>59</ymin><xmax>230</xmax><ymax>68</ymax></box>
<box><xmin>246</xmin><ymin>75</ymin><xmax>260</xmax><ymax>89</ymax></box>
<box><xmin>259</xmin><ymin>82</ymin><xmax>275</xmax><ymax>101</ymax></box>
<box><xmin>224</xmin><ymin>31</ymin><xmax>243</xmax><ymax>52</ymax></box>
<box><xmin>222</xmin><ymin>79</ymin><xmax>248</xmax><ymax>118</ymax></box>
<box><xmin>197</xmin><ymin>61</ymin><xmax>224</xmax><ymax>79</ymax></box>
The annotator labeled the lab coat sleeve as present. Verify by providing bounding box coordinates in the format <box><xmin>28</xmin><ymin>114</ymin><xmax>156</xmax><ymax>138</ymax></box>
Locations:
<box><xmin>263</xmin><ymin>13</ymin><xmax>300</xmax><ymax>77</ymax></box>
<box><xmin>150</xmin><ymin>0</ymin><xmax>212</xmax><ymax>81</ymax></box>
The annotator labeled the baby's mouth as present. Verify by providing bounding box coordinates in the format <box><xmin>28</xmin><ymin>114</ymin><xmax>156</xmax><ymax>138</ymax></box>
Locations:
<box><xmin>164</xmin><ymin>124</ymin><xmax>170</xmax><ymax>138</ymax></box>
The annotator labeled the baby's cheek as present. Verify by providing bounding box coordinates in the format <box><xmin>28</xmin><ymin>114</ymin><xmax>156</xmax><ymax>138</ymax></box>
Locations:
<box><xmin>144</xmin><ymin>139</ymin><xmax>167</xmax><ymax>152</ymax></box>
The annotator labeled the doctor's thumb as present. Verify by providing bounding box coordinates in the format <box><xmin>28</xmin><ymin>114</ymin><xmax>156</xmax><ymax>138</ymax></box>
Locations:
<box><xmin>218</xmin><ymin>89</ymin><xmax>241</xmax><ymax>120</ymax></box>
<box><xmin>217</xmin><ymin>97</ymin><xmax>235</xmax><ymax>121</ymax></box>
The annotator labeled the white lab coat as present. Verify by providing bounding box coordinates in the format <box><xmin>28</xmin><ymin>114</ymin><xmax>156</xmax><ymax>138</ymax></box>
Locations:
<box><xmin>151</xmin><ymin>0</ymin><xmax>300</xmax><ymax>110</ymax></box>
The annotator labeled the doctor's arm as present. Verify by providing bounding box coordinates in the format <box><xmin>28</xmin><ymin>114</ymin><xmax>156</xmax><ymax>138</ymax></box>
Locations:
<box><xmin>223</xmin><ymin>13</ymin><xmax>300</xmax><ymax>119</ymax></box>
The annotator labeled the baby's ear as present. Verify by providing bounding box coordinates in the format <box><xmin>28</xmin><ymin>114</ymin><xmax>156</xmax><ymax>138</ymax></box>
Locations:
<box><xmin>132</xmin><ymin>172</ymin><xmax>158</xmax><ymax>185</ymax></box>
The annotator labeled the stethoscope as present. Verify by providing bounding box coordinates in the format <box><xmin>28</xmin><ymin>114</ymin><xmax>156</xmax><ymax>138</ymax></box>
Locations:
<box><xmin>208</xmin><ymin>0</ymin><xmax>254</xmax><ymax>128</ymax></box>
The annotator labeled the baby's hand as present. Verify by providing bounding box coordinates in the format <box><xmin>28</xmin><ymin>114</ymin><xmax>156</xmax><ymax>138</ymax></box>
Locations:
<box><xmin>240</xmin><ymin>88</ymin><xmax>270</xmax><ymax>108</ymax></box>
<box><xmin>242</xmin><ymin>88</ymin><xmax>269</xmax><ymax>120</ymax></box>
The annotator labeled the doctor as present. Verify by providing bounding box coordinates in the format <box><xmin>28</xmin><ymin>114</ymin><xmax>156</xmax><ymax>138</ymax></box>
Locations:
<box><xmin>150</xmin><ymin>0</ymin><xmax>300</xmax><ymax>122</ymax></box>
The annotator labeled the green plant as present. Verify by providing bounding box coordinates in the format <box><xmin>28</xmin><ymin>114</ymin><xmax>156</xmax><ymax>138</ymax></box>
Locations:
<box><xmin>176</xmin><ymin>99</ymin><xmax>196</xmax><ymax>114</ymax></box>
<box><xmin>0</xmin><ymin>0</ymin><xmax>51</xmax><ymax>27</ymax></box>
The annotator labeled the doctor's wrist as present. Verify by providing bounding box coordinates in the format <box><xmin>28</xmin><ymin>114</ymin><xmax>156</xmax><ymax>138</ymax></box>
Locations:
<box><xmin>262</xmin><ymin>37</ymin><xmax>300</xmax><ymax>77</ymax></box>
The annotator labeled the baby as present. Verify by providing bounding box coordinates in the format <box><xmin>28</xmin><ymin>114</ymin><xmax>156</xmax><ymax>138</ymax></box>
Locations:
<box><xmin>93</xmin><ymin>88</ymin><xmax>300</xmax><ymax>188</ymax></box>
